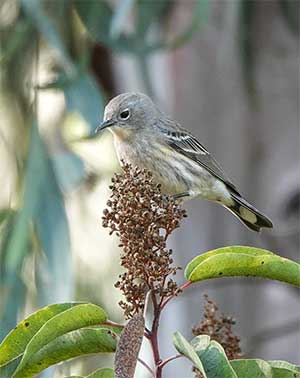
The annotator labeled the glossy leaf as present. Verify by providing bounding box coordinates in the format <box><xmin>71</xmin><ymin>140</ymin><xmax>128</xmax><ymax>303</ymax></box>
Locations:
<box><xmin>0</xmin><ymin>303</ymin><xmax>82</xmax><ymax>366</ymax></box>
<box><xmin>13</xmin><ymin>303</ymin><xmax>107</xmax><ymax>376</ymax></box>
<box><xmin>13</xmin><ymin>328</ymin><xmax>117</xmax><ymax>378</ymax></box>
<box><xmin>173</xmin><ymin>332</ymin><xmax>207</xmax><ymax>377</ymax></box>
<box><xmin>185</xmin><ymin>246</ymin><xmax>300</xmax><ymax>287</ymax></box>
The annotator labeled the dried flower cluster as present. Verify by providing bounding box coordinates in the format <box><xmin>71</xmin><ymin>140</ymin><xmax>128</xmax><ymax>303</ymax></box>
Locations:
<box><xmin>102</xmin><ymin>163</ymin><xmax>186</xmax><ymax>318</ymax></box>
<box><xmin>192</xmin><ymin>295</ymin><xmax>242</xmax><ymax>378</ymax></box>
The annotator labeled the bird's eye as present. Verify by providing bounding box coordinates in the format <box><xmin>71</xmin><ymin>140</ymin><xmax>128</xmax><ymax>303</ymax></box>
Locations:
<box><xmin>119</xmin><ymin>109</ymin><xmax>131</xmax><ymax>120</ymax></box>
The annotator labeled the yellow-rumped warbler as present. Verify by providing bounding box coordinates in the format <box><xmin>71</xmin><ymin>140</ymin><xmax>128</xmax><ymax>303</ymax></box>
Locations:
<box><xmin>96</xmin><ymin>92</ymin><xmax>273</xmax><ymax>232</ymax></box>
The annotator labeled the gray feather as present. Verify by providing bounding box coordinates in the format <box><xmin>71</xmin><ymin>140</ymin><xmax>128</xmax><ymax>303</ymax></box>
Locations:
<box><xmin>157</xmin><ymin>118</ymin><xmax>240</xmax><ymax>195</ymax></box>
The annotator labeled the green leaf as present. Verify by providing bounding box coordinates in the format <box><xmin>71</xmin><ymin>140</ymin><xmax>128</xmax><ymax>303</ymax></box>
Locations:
<box><xmin>269</xmin><ymin>360</ymin><xmax>300</xmax><ymax>378</ymax></box>
<box><xmin>21</xmin><ymin>0</ymin><xmax>74</xmax><ymax>75</ymax></box>
<box><xmin>135</xmin><ymin>0</ymin><xmax>171</xmax><ymax>38</ymax></box>
<box><xmin>231</xmin><ymin>359</ymin><xmax>273</xmax><ymax>378</ymax></box>
<box><xmin>86</xmin><ymin>368</ymin><xmax>115</xmax><ymax>378</ymax></box>
<box><xmin>13</xmin><ymin>303</ymin><xmax>107</xmax><ymax>376</ymax></box>
<box><xmin>65</xmin><ymin>369</ymin><xmax>115</xmax><ymax>378</ymax></box>
<box><xmin>34</xmin><ymin>145</ymin><xmax>73</xmax><ymax>305</ymax></box>
<box><xmin>4</xmin><ymin>122</ymin><xmax>50</xmax><ymax>274</ymax></box>
<box><xmin>172</xmin><ymin>332</ymin><xmax>207</xmax><ymax>377</ymax></box>
<box><xmin>193</xmin><ymin>337</ymin><xmax>237</xmax><ymax>378</ymax></box>
<box><xmin>13</xmin><ymin>328</ymin><xmax>117</xmax><ymax>378</ymax></box>
<box><xmin>231</xmin><ymin>359</ymin><xmax>300</xmax><ymax>378</ymax></box>
<box><xmin>0</xmin><ymin>303</ymin><xmax>81</xmax><ymax>366</ymax></box>
<box><xmin>185</xmin><ymin>246</ymin><xmax>300</xmax><ymax>287</ymax></box>
<box><xmin>63</xmin><ymin>72</ymin><xmax>104</xmax><ymax>133</ymax></box>
<box><xmin>0</xmin><ymin>357</ymin><xmax>21</xmax><ymax>378</ymax></box>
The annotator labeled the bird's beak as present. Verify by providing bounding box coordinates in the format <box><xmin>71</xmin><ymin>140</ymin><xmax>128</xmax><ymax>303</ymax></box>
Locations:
<box><xmin>95</xmin><ymin>119</ymin><xmax>116</xmax><ymax>134</ymax></box>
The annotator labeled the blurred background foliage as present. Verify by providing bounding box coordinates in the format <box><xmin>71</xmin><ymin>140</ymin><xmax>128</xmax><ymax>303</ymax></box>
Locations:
<box><xmin>0</xmin><ymin>0</ymin><xmax>299</xmax><ymax>377</ymax></box>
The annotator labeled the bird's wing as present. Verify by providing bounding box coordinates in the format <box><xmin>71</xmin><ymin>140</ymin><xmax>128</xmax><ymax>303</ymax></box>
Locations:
<box><xmin>158</xmin><ymin>119</ymin><xmax>240</xmax><ymax>194</ymax></box>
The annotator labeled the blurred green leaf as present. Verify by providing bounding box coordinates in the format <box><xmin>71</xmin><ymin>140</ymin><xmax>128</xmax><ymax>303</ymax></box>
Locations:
<box><xmin>13</xmin><ymin>328</ymin><xmax>117</xmax><ymax>378</ymax></box>
<box><xmin>135</xmin><ymin>0</ymin><xmax>171</xmax><ymax>39</ymax></box>
<box><xmin>185</xmin><ymin>246</ymin><xmax>300</xmax><ymax>287</ymax></box>
<box><xmin>52</xmin><ymin>152</ymin><xmax>85</xmax><ymax>192</ymax></box>
<box><xmin>21</xmin><ymin>0</ymin><xmax>75</xmax><ymax>75</ymax></box>
<box><xmin>13</xmin><ymin>303</ymin><xmax>107</xmax><ymax>376</ymax></box>
<box><xmin>0</xmin><ymin>303</ymin><xmax>82</xmax><ymax>366</ymax></box>
<box><xmin>4</xmin><ymin>122</ymin><xmax>46</xmax><ymax>274</ymax></box>
<box><xmin>0</xmin><ymin>209</ymin><xmax>14</xmax><ymax>227</ymax></box>
<box><xmin>73</xmin><ymin>0</ymin><xmax>147</xmax><ymax>54</ymax></box>
<box><xmin>63</xmin><ymin>72</ymin><xmax>105</xmax><ymax>133</ymax></box>
<box><xmin>34</xmin><ymin>147</ymin><xmax>73</xmax><ymax>305</ymax></box>
<box><xmin>173</xmin><ymin>331</ymin><xmax>207</xmax><ymax>377</ymax></box>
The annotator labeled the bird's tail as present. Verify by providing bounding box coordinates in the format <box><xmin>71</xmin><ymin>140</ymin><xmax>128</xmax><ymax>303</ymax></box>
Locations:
<box><xmin>225</xmin><ymin>192</ymin><xmax>273</xmax><ymax>232</ymax></box>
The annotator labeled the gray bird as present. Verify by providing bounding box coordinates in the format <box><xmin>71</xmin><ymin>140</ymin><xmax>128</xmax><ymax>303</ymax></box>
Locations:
<box><xmin>96</xmin><ymin>92</ymin><xmax>273</xmax><ymax>232</ymax></box>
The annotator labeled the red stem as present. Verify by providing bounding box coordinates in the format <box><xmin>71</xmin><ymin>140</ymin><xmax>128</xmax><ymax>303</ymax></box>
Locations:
<box><xmin>138</xmin><ymin>358</ymin><xmax>156</xmax><ymax>378</ymax></box>
<box><xmin>160</xmin><ymin>281</ymin><xmax>193</xmax><ymax>310</ymax></box>
<box><xmin>158</xmin><ymin>354</ymin><xmax>182</xmax><ymax>368</ymax></box>
<box><xmin>149</xmin><ymin>291</ymin><xmax>163</xmax><ymax>378</ymax></box>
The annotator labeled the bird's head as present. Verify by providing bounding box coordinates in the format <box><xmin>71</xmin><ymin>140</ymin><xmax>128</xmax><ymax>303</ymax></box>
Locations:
<box><xmin>95</xmin><ymin>92</ymin><xmax>159</xmax><ymax>139</ymax></box>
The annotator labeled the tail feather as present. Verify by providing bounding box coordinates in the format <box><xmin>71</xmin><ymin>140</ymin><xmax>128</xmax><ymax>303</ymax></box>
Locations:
<box><xmin>225</xmin><ymin>193</ymin><xmax>273</xmax><ymax>232</ymax></box>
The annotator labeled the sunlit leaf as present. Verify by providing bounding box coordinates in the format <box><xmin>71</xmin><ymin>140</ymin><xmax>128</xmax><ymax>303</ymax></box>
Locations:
<box><xmin>13</xmin><ymin>303</ymin><xmax>107</xmax><ymax>376</ymax></box>
<box><xmin>173</xmin><ymin>332</ymin><xmax>207</xmax><ymax>377</ymax></box>
<box><xmin>0</xmin><ymin>303</ymin><xmax>82</xmax><ymax>366</ymax></box>
<box><xmin>13</xmin><ymin>328</ymin><xmax>117</xmax><ymax>377</ymax></box>
<box><xmin>185</xmin><ymin>246</ymin><xmax>300</xmax><ymax>287</ymax></box>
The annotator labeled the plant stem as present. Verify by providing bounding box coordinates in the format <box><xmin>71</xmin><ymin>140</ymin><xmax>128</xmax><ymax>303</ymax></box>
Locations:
<box><xmin>160</xmin><ymin>281</ymin><xmax>193</xmax><ymax>310</ymax></box>
<box><xmin>100</xmin><ymin>320</ymin><xmax>124</xmax><ymax>329</ymax></box>
<box><xmin>149</xmin><ymin>291</ymin><xmax>163</xmax><ymax>378</ymax></box>
<box><xmin>158</xmin><ymin>354</ymin><xmax>182</xmax><ymax>369</ymax></box>
<box><xmin>138</xmin><ymin>358</ymin><xmax>156</xmax><ymax>378</ymax></box>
